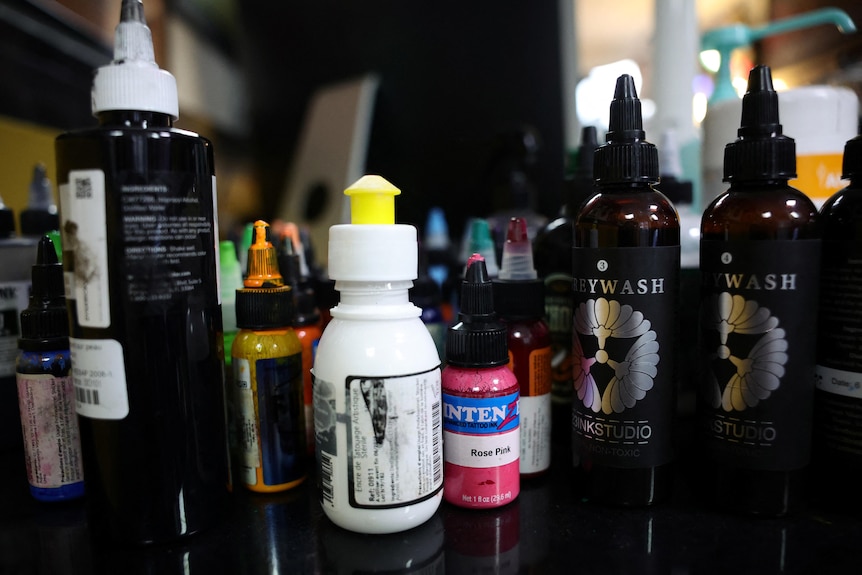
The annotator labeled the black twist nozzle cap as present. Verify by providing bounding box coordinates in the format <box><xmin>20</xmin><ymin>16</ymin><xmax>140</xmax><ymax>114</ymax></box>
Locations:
<box><xmin>575</xmin><ymin>126</ymin><xmax>599</xmax><ymax>178</ymax></box>
<box><xmin>723</xmin><ymin>65</ymin><xmax>796</xmax><ymax>182</ymax></box>
<box><xmin>235</xmin><ymin>286</ymin><xmax>295</xmax><ymax>330</ymax></box>
<box><xmin>19</xmin><ymin>235</ymin><xmax>68</xmax><ymax>347</ymax></box>
<box><xmin>445</xmin><ymin>258</ymin><xmax>508</xmax><ymax>368</ymax></box>
<box><xmin>594</xmin><ymin>75</ymin><xmax>659</xmax><ymax>184</ymax></box>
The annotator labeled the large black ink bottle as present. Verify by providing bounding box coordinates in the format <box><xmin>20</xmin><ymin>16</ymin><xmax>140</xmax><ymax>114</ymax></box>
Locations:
<box><xmin>698</xmin><ymin>65</ymin><xmax>820</xmax><ymax>516</ymax></box>
<box><xmin>55</xmin><ymin>0</ymin><xmax>228</xmax><ymax>542</ymax></box>
<box><xmin>811</xmin><ymin>135</ymin><xmax>862</xmax><ymax>511</ymax></box>
<box><xmin>534</xmin><ymin>126</ymin><xmax>598</xmax><ymax>440</ymax></box>
<box><xmin>572</xmin><ymin>75</ymin><xmax>679</xmax><ymax>506</ymax></box>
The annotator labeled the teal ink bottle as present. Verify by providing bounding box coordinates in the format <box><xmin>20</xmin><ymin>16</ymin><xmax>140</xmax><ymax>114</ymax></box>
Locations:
<box><xmin>16</xmin><ymin>235</ymin><xmax>84</xmax><ymax>501</ymax></box>
<box><xmin>54</xmin><ymin>0</ymin><xmax>228</xmax><ymax>542</ymax></box>
<box><xmin>572</xmin><ymin>75</ymin><xmax>679</xmax><ymax>506</ymax></box>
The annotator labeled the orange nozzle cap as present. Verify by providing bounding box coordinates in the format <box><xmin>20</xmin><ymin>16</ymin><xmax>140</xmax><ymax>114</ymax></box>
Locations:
<box><xmin>244</xmin><ymin>220</ymin><xmax>284</xmax><ymax>288</ymax></box>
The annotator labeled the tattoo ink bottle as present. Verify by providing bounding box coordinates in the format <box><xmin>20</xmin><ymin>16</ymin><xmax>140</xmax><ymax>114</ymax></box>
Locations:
<box><xmin>572</xmin><ymin>74</ymin><xmax>679</xmax><ymax>506</ymax></box>
<box><xmin>812</xmin><ymin>134</ymin><xmax>862</xmax><ymax>511</ymax></box>
<box><xmin>494</xmin><ymin>217</ymin><xmax>552</xmax><ymax>476</ymax></box>
<box><xmin>313</xmin><ymin>175</ymin><xmax>443</xmax><ymax>534</ymax></box>
<box><xmin>54</xmin><ymin>0</ymin><xmax>228</xmax><ymax>542</ymax></box>
<box><xmin>278</xmin><ymin>222</ymin><xmax>323</xmax><ymax>457</ymax></box>
<box><xmin>443</xmin><ymin>254</ymin><xmax>520</xmax><ymax>509</ymax></box>
<box><xmin>233</xmin><ymin>221</ymin><xmax>306</xmax><ymax>492</ymax></box>
<box><xmin>533</xmin><ymin>126</ymin><xmax>598</xmax><ymax>438</ymax></box>
<box><xmin>698</xmin><ymin>66</ymin><xmax>820</xmax><ymax>516</ymax></box>
<box><xmin>16</xmin><ymin>235</ymin><xmax>84</xmax><ymax>501</ymax></box>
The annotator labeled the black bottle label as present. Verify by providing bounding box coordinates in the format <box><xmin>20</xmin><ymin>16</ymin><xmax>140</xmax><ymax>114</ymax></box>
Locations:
<box><xmin>571</xmin><ymin>246</ymin><xmax>679</xmax><ymax>468</ymax></box>
<box><xmin>544</xmin><ymin>272</ymin><xmax>574</xmax><ymax>404</ymax></box>
<box><xmin>814</xmin><ymin>238</ymin><xmax>862</xmax><ymax>460</ymax></box>
<box><xmin>699</xmin><ymin>239</ymin><xmax>821</xmax><ymax>471</ymax></box>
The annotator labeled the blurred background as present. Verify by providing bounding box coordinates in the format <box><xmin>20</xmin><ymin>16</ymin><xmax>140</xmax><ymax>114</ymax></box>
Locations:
<box><xmin>1</xmin><ymin>0</ymin><xmax>861</xmax><ymax>257</ymax></box>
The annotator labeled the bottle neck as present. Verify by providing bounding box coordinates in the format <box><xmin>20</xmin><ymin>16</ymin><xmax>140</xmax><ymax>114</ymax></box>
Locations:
<box><xmin>332</xmin><ymin>280</ymin><xmax>420</xmax><ymax>320</ymax></box>
<box><xmin>96</xmin><ymin>110</ymin><xmax>173</xmax><ymax>129</ymax></box>
<box><xmin>727</xmin><ymin>178</ymin><xmax>791</xmax><ymax>192</ymax></box>
<box><xmin>596</xmin><ymin>181</ymin><xmax>655</xmax><ymax>194</ymax></box>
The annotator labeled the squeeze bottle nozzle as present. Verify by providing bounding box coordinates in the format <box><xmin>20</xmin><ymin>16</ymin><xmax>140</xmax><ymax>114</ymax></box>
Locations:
<box><xmin>344</xmin><ymin>175</ymin><xmax>400</xmax><ymax>225</ymax></box>
<box><xmin>466</xmin><ymin>219</ymin><xmax>498</xmax><ymax>277</ymax></box>
<box><xmin>92</xmin><ymin>0</ymin><xmax>179</xmax><ymax>118</ymax></box>
<box><xmin>498</xmin><ymin>217</ymin><xmax>537</xmax><ymax>281</ymax></box>
<box><xmin>27</xmin><ymin>164</ymin><xmax>55</xmax><ymax>213</ymax></box>
<box><xmin>702</xmin><ymin>8</ymin><xmax>856</xmax><ymax>106</ymax></box>
<box><xmin>244</xmin><ymin>220</ymin><xmax>284</xmax><ymax>288</ymax></box>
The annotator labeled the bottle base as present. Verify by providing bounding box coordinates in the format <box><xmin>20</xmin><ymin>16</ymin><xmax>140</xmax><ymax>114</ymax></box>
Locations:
<box><xmin>695</xmin><ymin>461</ymin><xmax>806</xmax><ymax>517</ymax></box>
<box><xmin>30</xmin><ymin>481</ymin><xmax>85</xmax><ymax>502</ymax></box>
<box><xmin>575</xmin><ymin>462</ymin><xmax>673</xmax><ymax>507</ymax></box>
<box><xmin>321</xmin><ymin>492</ymin><xmax>443</xmax><ymax>535</ymax></box>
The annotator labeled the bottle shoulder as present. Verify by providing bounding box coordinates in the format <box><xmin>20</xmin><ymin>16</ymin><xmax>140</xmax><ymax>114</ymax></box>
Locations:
<box><xmin>232</xmin><ymin>329</ymin><xmax>302</xmax><ymax>358</ymax></box>
<box><xmin>577</xmin><ymin>189</ymin><xmax>679</xmax><ymax>226</ymax></box>
<box><xmin>702</xmin><ymin>184</ymin><xmax>819</xmax><ymax>239</ymax></box>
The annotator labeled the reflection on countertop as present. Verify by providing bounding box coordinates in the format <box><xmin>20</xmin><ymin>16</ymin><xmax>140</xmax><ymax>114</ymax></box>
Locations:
<box><xmin>1</xmin><ymin>426</ymin><xmax>861</xmax><ymax>574</ymax></box>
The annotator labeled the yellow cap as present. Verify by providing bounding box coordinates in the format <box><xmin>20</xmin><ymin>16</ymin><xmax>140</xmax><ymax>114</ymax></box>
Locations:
<box><xmin>344</xmin><ymin>175</ymin><xmax>400</xmax><ymax>225</ymax></box>
<box><xmin>244</xmin><ymin>220</ymin><xmax>284</xmax><ymax>288</ymax></box>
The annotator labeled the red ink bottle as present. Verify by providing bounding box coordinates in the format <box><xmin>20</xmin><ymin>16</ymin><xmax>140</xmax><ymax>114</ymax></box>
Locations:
<box><xmin>494</xmin><ymin>217</ymin><xmax>552</xmax><ymax>476</ymax></box>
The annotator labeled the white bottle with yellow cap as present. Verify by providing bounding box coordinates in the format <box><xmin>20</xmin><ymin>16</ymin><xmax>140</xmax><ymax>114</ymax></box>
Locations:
<box><xmin>312</xmin><ymin>175</ymin><xmax>443</xmax><ymax>534</ymax></box>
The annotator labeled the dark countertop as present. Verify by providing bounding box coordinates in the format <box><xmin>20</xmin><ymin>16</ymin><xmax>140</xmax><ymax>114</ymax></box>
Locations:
<box><xmin>2</xmin><ymin>414</ymin><xmax>861</xmax><ymax>575</ymax></box>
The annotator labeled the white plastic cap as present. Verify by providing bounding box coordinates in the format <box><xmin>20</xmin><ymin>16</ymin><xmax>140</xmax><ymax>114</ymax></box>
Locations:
<box><xmin>328</xmin><ymin>224</ymin><xmax>418</xmax><ymax>282</ymax></box>
<box><xmin>91</xmin><ymin>0</ymin><xmax>179</xmax><ymax>118</ymax></box>
<box><xmin>780</xmin><ymin>86</ymin><xmax>858</xmax><ymax>154</ymax></box>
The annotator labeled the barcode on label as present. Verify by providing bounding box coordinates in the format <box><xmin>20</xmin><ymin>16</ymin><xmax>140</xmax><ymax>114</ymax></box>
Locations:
<box><xmin>320</xmin><ymin>451</ymin><xmax>334</xmax><ymax>506</ymax></box>
<box><xmin>74</xmin><ymin>177</ymin><xmax>93</xmax><ymax>199</ymax></box>
<box><xmin>432</xmin><ymin>400</ymin><xmax>442</xmax><ymax>484</ymax></box>
<box><xmin>75</xmin><ymin>387</ymin><xmax>100</xmax><ymax>405</ymax></box>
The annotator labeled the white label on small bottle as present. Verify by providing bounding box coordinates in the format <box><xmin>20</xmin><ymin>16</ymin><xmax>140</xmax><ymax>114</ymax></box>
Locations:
<box><xmin>59</xmin><ymin>171</ymin><xmax>110</xmax><ymax>328</ymax></box>
<box><xmin>16</xmin><ymin>372</ymin><xmax>84</xmax><ymax>488</ymax></box>
<box><xmin>316</xmin><ymin>368</ymin><xmax>443</xmax><ymax>510</ymax></box>
<box><xmin>0</xmin><ymin>281</ymin><xmax>29</xmax><ymax>377</ymax></box>
<box><xmin>519</xmin><ymin>393</ymin><xmax>551</xmax><ymax>474</ymax></box>
<box><xmin>70</xmin><ymin>338</ymin><xmax>129</xmax><ymax>419</ymax></box>
<box><xmin>234</xmin><ymin>357</ymin><xmax>261</xmax><ymax>485</ymax></box>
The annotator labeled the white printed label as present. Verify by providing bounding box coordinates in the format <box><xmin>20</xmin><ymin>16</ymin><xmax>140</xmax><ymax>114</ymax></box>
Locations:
<box><xmin>0</xmin><ymin>281</ymin><xmax>30</xmax><ymax>377</ymax></box>
<box><xmin>16</xmin><ymin>372</ymin><xmax>84</xmax><ymax>488</ymax></box>
<box><xmin>344</xmin><ymin>369</ymin><xmax>443</xmax><ymax>508</ymax></box>
<box><xmin>233</xmin><ymin>357</ymin><xmax>260</xmax><ymax>485</ymax></box>
<box><xmin>519</xmin><ymin>393</ymin><xmax>551</xmax><ymax>474</ymax></box>
<box><xmin>212</xmin><ymin>176</ymin><xmax>221</xmax><ymax>306</ymax></box>
<box><xmin>70</xmin><ymin>338</ymin><xmax>129</xmax><ymax>419</ymax></box>
<box><xmin>816</xmin><ymin>364</ymin><xmax>862</xmax><ymax>399</ymax></box>
<box><xmin>59</xmin><ymin>171</ymin><xmax>110</xmax><ymax>328</ymax></box>
<box><xmin>443</xmin><ymin>429</ymin><xmax>520</xmax><ymax>468</ymax></box>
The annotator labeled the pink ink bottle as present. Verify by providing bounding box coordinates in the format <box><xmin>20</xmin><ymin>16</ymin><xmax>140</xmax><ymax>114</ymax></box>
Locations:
<box><xmin>443</xmin><ymin>254</ymin><xmax>520</xmax><ymax>509</ymax></box>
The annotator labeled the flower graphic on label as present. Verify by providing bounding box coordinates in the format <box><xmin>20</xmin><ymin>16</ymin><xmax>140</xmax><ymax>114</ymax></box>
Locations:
<box><xmin>572</xmin><ymin>334</ymin><xmax>600</xmax><ymax>412</ymax></box>
<box><xmin>573</xmin><ymin>298</ymin><xmax>658</xmax><ymax>414</ymax></box>
<box><xmin>704</xmin><ymin>292</ymin><xmax>788</xmax><ymax>412</ymax></box>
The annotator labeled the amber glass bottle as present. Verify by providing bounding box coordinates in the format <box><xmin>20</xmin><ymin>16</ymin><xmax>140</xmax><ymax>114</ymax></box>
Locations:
<box><xmin>698</xmin><ymin>66</ymin><xmax>820</xmax><ymax>516</ymax></box>
<box><xmin>572</xmin><ymin>75</ymin><xmax>679</xmax><ymax>506</ymax></box>
<box><xmin>812</xmin><ymin>135</ymin><xmax>862</xmax><ymax>511</ymax></box>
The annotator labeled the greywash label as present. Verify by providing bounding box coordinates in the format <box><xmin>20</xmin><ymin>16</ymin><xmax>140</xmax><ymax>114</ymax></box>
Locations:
<box><xmin>700</xmin><ymin>239</ymin><xmax>821</xmax><ymax>471</ymax></box>
<box><xmin>571</xmin><ymin>246</ymin><xmax>678</xmax><ymax>468</ymax></box>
